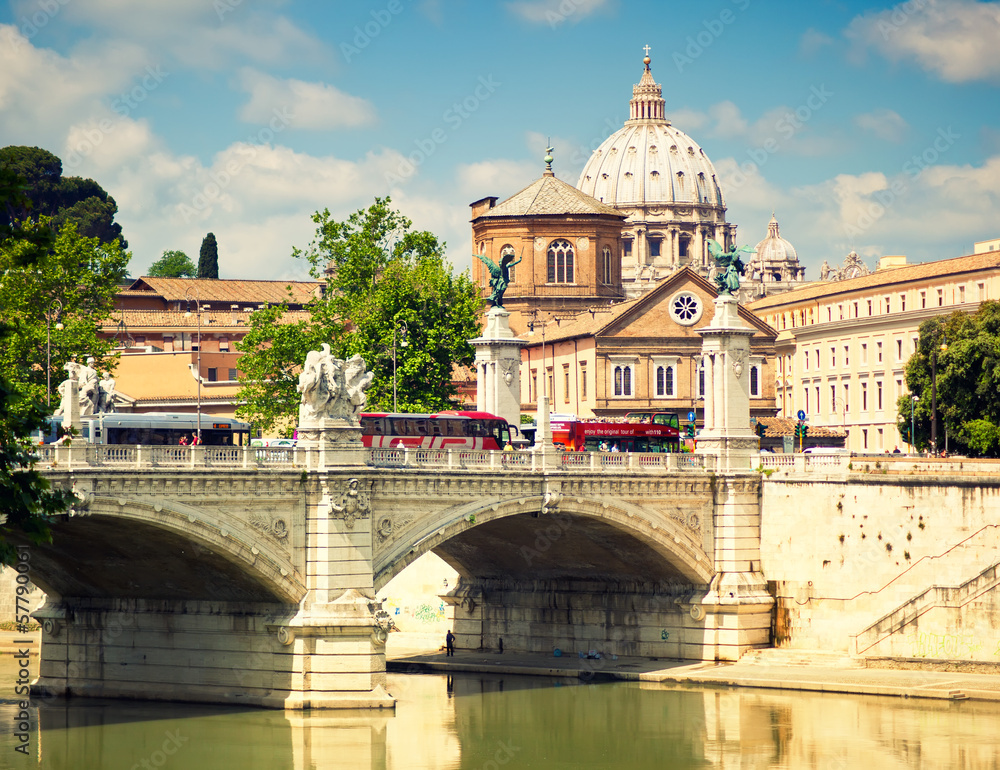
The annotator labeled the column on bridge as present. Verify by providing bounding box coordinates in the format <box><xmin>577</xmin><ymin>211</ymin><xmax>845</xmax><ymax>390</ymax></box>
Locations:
<box><xmin>470</xmin><ymin>306</ymin><xmax>527</xmax><ymax>432</ymax></box>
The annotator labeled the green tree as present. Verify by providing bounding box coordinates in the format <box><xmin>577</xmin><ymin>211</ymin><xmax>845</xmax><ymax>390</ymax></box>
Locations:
<box><xmin>148</xmin><ymin>249</ymin><xmax>196</xmax><ymax>277</ymax></box>
<box><xmin>235</xmin><ymin>198</ymin><xmax>481</xmax><ymax>431</ymax></box>
<box><xmin>898</xmin><ymin>302</ymin><xmax>1000</xmax><ymax>456</ymax></box>
<box><xmin>198</xmin><ymin>232</ymin><xmax>219</xmax><ymax>279</ymax></box>
<box><xmin>0</xmin><ymin>221</ymin><xmax>130</xmax><ymax>409</ymax></box>
<box><xmin>0</xmin><ymin>168</ymin><xmax>74</xmax><ymax>566</ymax></box>
<box><xmin>0</xmin><ymin>145</ymin><xmax>127</xmax><ymax>247</ymax></box>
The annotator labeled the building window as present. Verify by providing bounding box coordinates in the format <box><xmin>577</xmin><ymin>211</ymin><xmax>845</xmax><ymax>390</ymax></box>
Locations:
<box><xmin>920</xmin><ymin>291</ymin><xmax>926</xmax><ymax>308</ymax></box>
<box><xmin>501</xmin><ymin>244</ymin><xmax>516</xmax><ymax>283</ymax></box>
<box><xmin>862</xmin><ymin>428</ymin><xmax>868</xmax><ymax>449</ymax></box>
<box><xmin>228</xmin><ymin>368</ymin><xmax>238</xmax><ymax>381</ymax></box>
<box><xmin>959</xmin><ymin>285</ymin><xmax>966</xmax><ymax>303</ymax></box>
<box><xmin>877</xmin><ymin>341</ymin><xmax>883</xmax><ymax>363</ymax></box>
<box><xmin>862</xmin><ymin>382</ymin><xmax>868</xmax><ymax>411</ymax></box>
<box><xmin>831</xmin><ymin>384</ymin><xmax>837</xmax><ymax>414</ymax></box>
<box><xmin>844</xmin><ymin>345</ymin><xmax>849</xmax><ymax>366</ymax></box>
<box><xmin>602</xmin><ymin>246</ymin><xmax>612</xmax><ymax>284</ymax></box>
<box><xmin>827</xmin><ymin>307</ymin><xmax>832</xmax><ymax>322</ymax></box>
<box><xmin>937</xmin><ymin>288</ymin><xmax>944</xmax><ymax>306</ymax></box>
<box><xmin>207</xmin><ymin>368</ymin><xmax>218</xmax><ymax>382</ymax></box>
<box><xmin>614</xmin><ymin>364</ymin><xmax>633</xmax><ymax>396</ymax></box>
<box><xmin>750</xmin><ymin>365</ymin><xmax>759</xmax><ymax>397</ymax></box>
<box><xmin>816</xmin><ymin>387</ymin><xmax>820</xmax><ymax>415</ymax></box>
<box><xmin>861</xmin><ymin>343</ymin><xmax>868</xmax><ymax>365</ymax></box>
<box><xmin>815</xmin><ymin>350</ymin><xmax>820</xmax><ymax>369</ymax></box>
<box><xmin>804</xmin><ymin>349</ymin><xmax>809</xmax><ymax>371</ymax></box>
<box><xmin>830</xmin><ymin>347</ymin><xmax>836</xmax><ymax>368</ymax></box>
<box><xmin>219</xmin><ymin>337</ymin><xmax>230</xmax><ymax>352</ymax></box>
<box><xmin>580</xmin><ymin>364</ymin><xmax>587</xmax><ymax>399</ymax></box>
<box><xmin>877</xmin><ymin>427</ymin><xmax>884</xmax><ymax>450</ymax></box>
<box><xmin>563</xmin><ymin>365</ymin><xmax>571</xmax><ymax>403</ymax></box>
<box><xmin>699</xmin><ymin>365</ymin><xmax>705</xmax><ymax>397</ymax></box>
<box><xmin>877</xmin><ymin>380</ymin><xmax>883</xmax><ymax>410</ymax></box>
<box><xmin>978</xmin><ymin>282</ymin><xmax>986</xmax><ymax>301</ymax></box>
<box><xmin>900</xmin><ymin>294</ymin><xmax>906</xmax><ymax>311</ymax></box>
<box><xmin>622</xmin><ymin>239</ymin><xmax>632</xmax><ymax>257</ymax></box>
<box><xmin>838</xmin><ymin>304</ymin><xmax>844</xmax><ymax>320</ymax></box>
<box><xmin>530</xmin><ymin>369</ymin><xmax>537</xmax><ymax>402</ymax></box>
<box><xmin>805</xmin><ymin>388</ymin><xmax>810</xmax><ymax>413</ymax></box>
<box><xmin>854</xmin><ymin>301</ymin><xmax>859</xmax><ymax>317</ymax></box>
<box><xmin>548</xmin><ymin>368</ymin><xmax>554</xmax><ymax>400</ymax></box>
<box><xmin>547</xmin><ymin>239</ymin><xmax>575</xmax><ymax>283</ymax></box>
<box><xmin>648</xmin><ymin>236</ymin><xmax>661</xmax><ymax>258</ymax></box>
<box><xmin>656</xmin><ymin>365</ymin><xmax>675</xmax><ymax>397</ymax></box>
<box><xmin>867</xmin><ymin>300</ymin><xmax>872</xmax><ymax>316</ymax></box>
<box><xmin>896</xmin><ymin>339</ymin><xmax>903</xmax><ymax>361</ymax></box>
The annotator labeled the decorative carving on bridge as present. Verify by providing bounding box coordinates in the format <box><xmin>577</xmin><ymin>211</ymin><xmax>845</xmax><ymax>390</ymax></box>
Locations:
<box><xmin>542</xmin><ymin>491</ymin><xmax>563</xmax><ymax>515</ymax></box>
<box><xmin>297</xmin><ymin>344</ymin><xmax>374</xmax><ymax>423</ymax></box>
<box><xmin>328</xmin><ymin>478</ymin><xmax>371</xmax><ymax>529</ymax></box>
<box><xmin>247</xmin><ymin>509</ymin><xmax>290</xmax><ymax>543</ymax></box>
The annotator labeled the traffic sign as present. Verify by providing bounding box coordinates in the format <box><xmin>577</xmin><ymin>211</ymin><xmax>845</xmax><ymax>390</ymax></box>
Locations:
<box><xmin>796</xmin><ymin>410</ymin><xmax>806</xmax><ymax>421</ymax></box>
<box><xmin>687</xmin><ymin>411</ymin><xmax>696</xmax><ymax>423</ymax></box>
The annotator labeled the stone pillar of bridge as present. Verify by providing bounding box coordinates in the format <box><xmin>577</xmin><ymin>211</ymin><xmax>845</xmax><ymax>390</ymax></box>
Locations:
<box><xmin>470</xmin><ymin>306</ymin><xmax>527</xmax><ymax>433</ymax></box>
<box><xmin>693</xmin><ymin>294</ymin><xmax>773</xmax><ymax>661</ymax></box>
<box><xmin>296</xmin><ymin>418</ymin><xmax>367</xmax><ymax>469</ymax></box>
<box><xmin>274</xmin><ymin>471</ymin><xmax>395</xmax><ymax>709</ymax></box>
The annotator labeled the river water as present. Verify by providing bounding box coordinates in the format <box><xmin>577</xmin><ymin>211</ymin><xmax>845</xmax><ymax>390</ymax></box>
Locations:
<box><xmin>4</xmin><ymin>655</ymin><xmax>1000</xmax><ymax>770</ymax></box>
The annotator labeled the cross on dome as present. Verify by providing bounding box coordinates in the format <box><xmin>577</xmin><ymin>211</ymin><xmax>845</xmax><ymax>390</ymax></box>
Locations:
<box><xmin>643</xmin><ymin>44</ymin><xmax>651</xmax><ymax>57</ymax></box>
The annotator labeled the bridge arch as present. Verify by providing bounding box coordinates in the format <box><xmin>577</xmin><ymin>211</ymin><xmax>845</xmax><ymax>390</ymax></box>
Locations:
<box><xmin>21</xmin><ymin>495</ymin><xmax>305</xmax><ymax>604</ymax></box>
<box><xmin>374</xmin><ymin>495</ymin><xmax>714</xmax><ymax>592</ymax></box>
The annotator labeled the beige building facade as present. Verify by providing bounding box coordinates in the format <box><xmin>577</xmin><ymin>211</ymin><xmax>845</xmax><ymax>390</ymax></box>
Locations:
<box><xmin>519</xmin><ymin>268</ymin><xmax>777</xmax><ymax>422</ymax></box>
<box><xmin>748</xmin><ymin>250</ymin><xmax>1000</xmax><ymax>453</ymax></box>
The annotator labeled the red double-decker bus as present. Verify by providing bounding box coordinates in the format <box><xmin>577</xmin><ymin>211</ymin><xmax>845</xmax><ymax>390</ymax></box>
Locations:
<box><xmin>360</xmin><ymin>411</ymin><xmax>515</xmax><ymax>450</ymax></box>
<box><xmin>550</xmin><ymin>412</ymin><xmax>681</xmax><ymax>453</ymax></box>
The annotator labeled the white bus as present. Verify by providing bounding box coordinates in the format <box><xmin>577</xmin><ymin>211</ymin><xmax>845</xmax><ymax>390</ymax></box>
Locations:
<box><xmin>36</xmin><ymin>413</ymin><xmax>251</xmax><ymax>447</ymax></box>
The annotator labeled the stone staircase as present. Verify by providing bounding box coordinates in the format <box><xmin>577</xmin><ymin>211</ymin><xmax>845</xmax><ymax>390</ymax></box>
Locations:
<box><xmin>739</xmin><ymin>647</ymin><xmax>864</xmax><ymax>669</ymax></box>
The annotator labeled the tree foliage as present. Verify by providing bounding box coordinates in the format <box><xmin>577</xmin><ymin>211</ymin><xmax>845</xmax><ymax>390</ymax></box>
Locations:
<box><xmin>0</xmin><ymin>220</ymin><xmax>130</xmax><ymax>409</ymax></box>
<box><xmin>149</xmin><ymin>249</ymin><xmax>196</xmax><ymax>277</ymax></box>
<box><xmin>0</xmin><ymin>170</ymin><xmax>76</xmax><ymax>566</ymax></box>
<box><xmin>236</xmin><ymin>198</ymin><xmax>481</xmax><ymax>432</ymax></box>
<box><xmin>198</xmin><ymin>232</ymin><xmax>219</xmax><ymax>279</ymax></box>
<box><xmin>0</xmin><ymin>145</ymin><xmax>127</xmax><ymax>248</ymax></box>
<box><xmin>898</xmin><ymin>302</ymin><xmax>1000</xmax><ymax>456</ymax></box>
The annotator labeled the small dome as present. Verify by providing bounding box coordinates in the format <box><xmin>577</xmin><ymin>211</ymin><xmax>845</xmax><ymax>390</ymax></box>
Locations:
<box><xmin>751</xmin><ymin>214</ymin><xmax>803</xmax><ymax>282</ymax></box>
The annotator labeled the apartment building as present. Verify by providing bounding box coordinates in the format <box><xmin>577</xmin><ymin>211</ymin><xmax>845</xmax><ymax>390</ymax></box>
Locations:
<box><xmin>747</xmin><ymin>250</ymin><xmax>1000</xmax><ymax>452</ymax></box>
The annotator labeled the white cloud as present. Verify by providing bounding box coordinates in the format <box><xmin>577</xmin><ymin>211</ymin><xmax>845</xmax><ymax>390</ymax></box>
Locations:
<box><xmin>506</xmin><ymin>0</ymin><xmax>614</xmax><ymax>25</ymax></box>
<box><xmin>846</xmin><ymin>0</ymin><xmax>1000</xmax><ymax>82</ymax></box>
<box><xmin>237</xmin><ymin>69</ymin><xmax>376</xmax><ymax>130</ymax></box>
<box><xmin>456</xmin><ymin>159</ymin><xmax>539</xmax><ymax>199</ymax></box>
<box><xmin>799</xmin><ymin>27</ymin><xmax>835</xmax><ymax>57</ymax></box>
<box><xmin>854</xmin><ymin>109</ymin><xmax>909</xmax><ymax>143</ymax></box>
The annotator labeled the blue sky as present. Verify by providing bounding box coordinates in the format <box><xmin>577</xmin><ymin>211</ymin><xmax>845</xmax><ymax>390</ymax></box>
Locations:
<box><xmin>1</xmin><ymin>0</ymin><xmax>998</xmax><ymax>283</ymax></box>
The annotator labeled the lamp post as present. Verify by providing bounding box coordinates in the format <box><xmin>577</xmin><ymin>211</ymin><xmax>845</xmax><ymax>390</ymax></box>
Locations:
<box><xmin>392</xmin><ymin>321</ymin><xmax>408</xmax><ymax>413</ymax></box>
<box><xmin>45</xmin><ymin>299</ymin><xmax>64</xmax><ymax>407</ymax></box>
<box><xmin>184</xmin><ymin>290</ymin><xmax>203</xmax><ymax>441</ymax></box>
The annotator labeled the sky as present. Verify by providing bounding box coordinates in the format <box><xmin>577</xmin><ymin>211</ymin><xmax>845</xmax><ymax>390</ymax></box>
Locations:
<box><xmin>1</xmin><ymin>0</ymin><xmax>998</xmax><ymax>284</ymax></box>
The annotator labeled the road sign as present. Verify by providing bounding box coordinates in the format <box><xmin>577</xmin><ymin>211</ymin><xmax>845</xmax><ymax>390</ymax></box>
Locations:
<box><xmin>687</xmin><ymin>411</ymin><xmax>696</xmax><ymax>423</ymax></box>
<box><xmin>797</xmin><ymin>410</ymin><xmax>806</xmax><ymax>421</ymax></box>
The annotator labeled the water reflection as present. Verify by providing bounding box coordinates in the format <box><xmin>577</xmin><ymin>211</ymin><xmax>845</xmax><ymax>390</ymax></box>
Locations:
<box><xmin>4</xmin><ymin>662</ymin><xmax>1000</xmax><ymax>769</ymax></box>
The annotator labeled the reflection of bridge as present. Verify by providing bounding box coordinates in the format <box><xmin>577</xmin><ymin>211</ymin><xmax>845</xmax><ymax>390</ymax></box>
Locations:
<box><xmin>23</xmin><ymin>441</ymin><xmax>770</xmax><ymax>709</ymax></box>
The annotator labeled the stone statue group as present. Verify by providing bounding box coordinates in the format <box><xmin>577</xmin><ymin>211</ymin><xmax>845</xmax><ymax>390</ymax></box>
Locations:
<box><xmin>297</xmin><ymin>344</ymin><xmax>374</xmax><ymax>422</ymax></box>
<box><xmin>54</xmin><ymin>357</ymin><xmax>117</xmax><ymax>417</ymax></box>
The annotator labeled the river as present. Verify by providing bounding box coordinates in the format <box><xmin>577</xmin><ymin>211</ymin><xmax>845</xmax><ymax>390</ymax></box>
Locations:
<box><xmin>3</xmin><ymin>653</ymin><xmax>1000</xmax><ymax>769</ymax></box>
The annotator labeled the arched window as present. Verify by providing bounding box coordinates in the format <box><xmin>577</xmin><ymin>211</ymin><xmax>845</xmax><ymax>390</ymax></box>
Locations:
<box><xmin>614</xmin><ymin>365</ymin><xmax>633</xmax><ymax>396</ymax></box>
<box><xmin>602</xmin><ymin>246</ymin><xmax>612</xmax><ymax>284</ymax></box>
<box><xmin>750</xmin><ymin>365</ymin><xmax>759</xmax><ymax>397</ymax></box>
<box><xmin>500</xmin><ymin>244</ymin><xmax>516</xmax><ymax>283</ymax></box>
<box><xmin>656</xmin><ymin>366</ymin><xmax>674</xmax><ymax>397</ymax></box>
<box><xmin>547</xmin><ymin>239</ymin><xmax>574</xmax><ymax>283</ymax></box>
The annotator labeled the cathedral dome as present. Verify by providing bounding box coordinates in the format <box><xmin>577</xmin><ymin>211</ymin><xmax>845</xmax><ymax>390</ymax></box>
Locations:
<box><xmin>577</xmin><ymin>58</ymin><xmax>725</xmax><ymax>208</ymax></box>
<box><xmin>749</xmin><ymin>213</ymin><xmax>804</xmax><ymax>284</ymax></box>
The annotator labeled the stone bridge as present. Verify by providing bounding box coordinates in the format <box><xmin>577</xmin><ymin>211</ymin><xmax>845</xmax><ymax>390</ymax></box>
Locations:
<box><xmin>18</xmin><ymin>442</ymin><xmax>769</xmax><ymax>709</ymax></box>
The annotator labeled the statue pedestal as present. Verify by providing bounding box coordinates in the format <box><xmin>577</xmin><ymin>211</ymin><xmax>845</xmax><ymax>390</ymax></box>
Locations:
<box><xmin>470</xmin><ymin>307</ymin><xmax>527</xmax><ymax>433</ymax></box>
<box><xmin>297</xmin><ymin>416</ymin><xmax>366</xmax><ymax>469</ymax></box>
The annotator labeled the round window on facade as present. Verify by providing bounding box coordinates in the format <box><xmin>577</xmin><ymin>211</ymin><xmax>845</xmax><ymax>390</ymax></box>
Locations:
<box><xmin>669</xmin><ymin>291</ymin><xmax>703</xmax><ymax>326</ymax></box>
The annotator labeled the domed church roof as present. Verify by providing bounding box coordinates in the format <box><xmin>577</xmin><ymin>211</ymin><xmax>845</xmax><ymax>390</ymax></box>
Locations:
<box><xmin>577</xmin><ymin>54</ymin><xmax>725</xmax><ymax>209</ymax></box>
<box><xmin>754</xmin><ymin>214</ymin><xmax>798</xmax><ymax>264</ymax></box>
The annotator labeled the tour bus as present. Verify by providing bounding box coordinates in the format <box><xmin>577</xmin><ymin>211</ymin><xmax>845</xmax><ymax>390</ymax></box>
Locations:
<box><xmin>360</xmin><ymin>410</ymin><xmax>516</xmax><ymax>450</ymax></box>
<box><xmin>36</xmin><ymin>413</ymin><xmax>251</xmax><ymax>446</ymax></box>
<box><xmin>549</xmin><ymin>413</ymin><xmax>682</xmax><ymax>453</ymax></box>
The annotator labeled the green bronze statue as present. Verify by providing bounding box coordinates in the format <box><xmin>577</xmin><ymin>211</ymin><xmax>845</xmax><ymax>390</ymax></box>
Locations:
<box><xmin>474</xmin><ymin>250</ymin><xmax>522</xmax><ymax>309</ymax></box>
<box><xmin>707</xmin><ymin>239</ymin><xmax>755</xmax><ymax>296</ymax></box>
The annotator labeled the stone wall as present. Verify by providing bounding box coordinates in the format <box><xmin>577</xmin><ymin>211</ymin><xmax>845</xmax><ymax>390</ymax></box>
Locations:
<box><xmin>761</xmin><ymin>471</ymin><xmax>1000</xmax><ymax>660</ymax></box>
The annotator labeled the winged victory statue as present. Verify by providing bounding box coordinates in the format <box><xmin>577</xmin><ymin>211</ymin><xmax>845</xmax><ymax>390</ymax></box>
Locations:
<box><xmin>707</xmin><ymin>239</ymin><xmax>756</xmax><ymax>296</ymax></box>
<box><xmin>474</xmin><ymin>249</ymin><xmax>522</xmax><ymax>309</ymax></box>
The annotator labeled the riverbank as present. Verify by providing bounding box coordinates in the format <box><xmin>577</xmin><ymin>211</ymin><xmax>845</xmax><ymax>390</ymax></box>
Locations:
<box><xmin>388</xmin><ymin>645</ymin><xmax>1000</xmax><ymax>704</ymax></box>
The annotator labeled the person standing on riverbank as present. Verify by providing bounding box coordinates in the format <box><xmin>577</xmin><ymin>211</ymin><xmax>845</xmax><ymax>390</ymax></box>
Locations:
<box><xmin>445</xmin><ymin>630</ymin><xmax>455</xmax><ymax>656</ymax></box>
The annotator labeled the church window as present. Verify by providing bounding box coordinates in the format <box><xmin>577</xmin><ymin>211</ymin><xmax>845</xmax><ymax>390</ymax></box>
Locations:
<box><xmin>750</xmin><ymin>366</ymin><xmax>759</xmax><ymax>397</ymax></box>
<box><xmin>622</xmin><ymin>239</ymin><xmax>632</xmax><ymax>257</ymax></box>
<box><xmin>613</xmin><ymin>365</ymin><xmax>633</xmax><ymax>396</ymax></box>
<box><xmin>500</xmin><ymin>244</ymin><xmax>516</xmax><ymax>283</ymax></box>
<box><xmin>670</xmin><ymin>145</ymin><xmax>678</xmax><ymax>154</ymax></box>
<box><xmin>699</xmin><ymin>365</ymin><xmax>705</xmax><ymax>397</ymax></box>
<box><xmin>678</xmin><ymin>235</ymin><xmax>690</xmax><ymax>258</ymax></box>
<box><xmin>648</xmin><ymin>237</ymin><xmax>661</xmax><ymax>258</ymax></box>
<box><xmin>602</xmin><ymin>246</ymin><xmax>612</xmax><ymax>284</ymax></box>
<box><xmin>656</xmin><ymin>366</ymin><xmax>674</xmax><ymax>397</ymax></box>
<box><xmin>669</xmin><ymin>291</ymin><xmax>703</xmax><ymax>325</ymax></box>
<box><xmin>547</xmin><ymin>240</ymin><xmax>574</xmax><ymax>283</ymax></box>
<box><xmin>687</xmin><ymin>147</ymin><xmax>695</xmax><ymax>156</ymax></box>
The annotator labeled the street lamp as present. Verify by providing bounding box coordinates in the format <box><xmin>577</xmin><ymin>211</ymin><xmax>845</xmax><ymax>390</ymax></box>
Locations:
<box><xmin>184</xmin><ymin>290</ymin><xmax>203</xmax><ymax>441</ymax></box>
<box><xmin>392</xmin><ymin>321</ymin><xmax>408</xmax><ymax>412</ymax></box>
<box><xmin>45</xmin><ymin>299</ymin><xmax>63</xmax><ymax>407</ymax></box>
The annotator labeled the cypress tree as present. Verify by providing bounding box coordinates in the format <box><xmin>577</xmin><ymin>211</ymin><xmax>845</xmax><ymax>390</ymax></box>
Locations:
<box><xmin>198</xmin><ymin>232</ymin><xmax>219</xmax><ymax>279</ymax></box>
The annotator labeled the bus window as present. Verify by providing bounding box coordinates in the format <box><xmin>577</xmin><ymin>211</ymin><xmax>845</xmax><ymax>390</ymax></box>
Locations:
<box><xmin>412</xmin><ymin>418</ymin><xmax>428</xmax><ymax>435</ymax></box>
<box><xmin>430</xmin><ymin>421</ymin><xmax>444</xmax><ymax>437</ymax></box>
<box><xmin>653</xmin><ymin>413</ymin><xmax>680</xmax><ymax>429</ymax></box>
